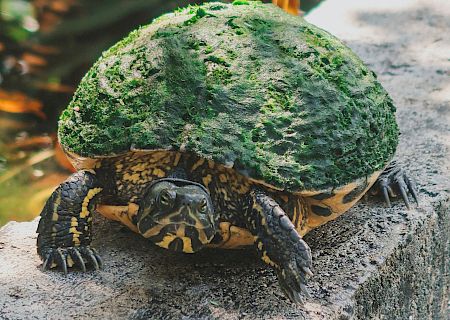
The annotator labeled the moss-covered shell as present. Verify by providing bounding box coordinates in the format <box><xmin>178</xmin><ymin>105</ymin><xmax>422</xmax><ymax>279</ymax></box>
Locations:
<box><xmin>58</xmin><ymin>1</ymin><xmax>399</xmax><ymax>192</ymax></box>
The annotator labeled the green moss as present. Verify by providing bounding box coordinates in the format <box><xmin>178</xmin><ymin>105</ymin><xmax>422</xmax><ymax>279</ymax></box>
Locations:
<box><xmin>210</xmin><ymin>66</ymin><xmax>232</xmax><ymax>84</ymax></box>
<box><xmin>208</xmin><ymin>4</ymin><xmax>228</xmax><ymax>11</ymax></box>
<box><xmin>204</xmin><ymin>55</ymin><xmax>231</xmax><ymax>67</ymax></box>
<box><xmin>227</xmin><ymin>50</ymin><xmax>238</xmax><ymax>60</ymax></box>
<box><xmin>226</xmin><ymin>18</ymin><xmax>245</xmax><ymax>35</ymax></box>
<box><xmin>232</xmin><ymin>0</ymin><xmax>250</xmax><ymax>5</ymax></box>
<box><xmin>153</xmin><ymin>27</ymin><xmax>179</xmax><ymax>39</ymax></box>
<box><xmin>184</xmin><ymin>7</ymin><xmax>215</xmax><ymax>26</ymax></box>
<box><xmin>106</xmin><ymin>29</ymin><xmax>141</xmax><ymax>56</ymax></box>
<box><xmin>204</xmin><ymin>46</ymin><xmax>214</xmax><ymax>54</ymax></box>
<box><xmin>262</xmin><ymin>86</ymin><xmax>294</xmax><ymax>113</ymax></box>
<box><xmin>187</xmin><ymin>39</ymin><xmax>200</xmax><ymax>50</ymax></box>
<box><xmin>59</xmin><ymin>2</ymin><xmax>399</xmax><ymax>192</ymax></box>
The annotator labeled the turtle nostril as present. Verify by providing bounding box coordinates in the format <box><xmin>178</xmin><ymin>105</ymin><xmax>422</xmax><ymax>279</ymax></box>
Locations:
<box><xmin>181</xmin><ymin>198</ymin><xmax>192</xmax><ymax>207</ymax></box>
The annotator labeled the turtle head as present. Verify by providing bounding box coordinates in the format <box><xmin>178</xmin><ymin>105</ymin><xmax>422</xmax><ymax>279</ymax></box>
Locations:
<box><xmin>137</xmin><ymin>179</ymin><xmax>217</xmax><ymax>253</ymax></box>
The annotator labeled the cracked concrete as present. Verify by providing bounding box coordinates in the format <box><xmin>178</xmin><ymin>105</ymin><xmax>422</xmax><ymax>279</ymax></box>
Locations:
<box><xmin>0</xmin><ymin>0</ymin><xmax>449</xmax><ymax>319</ymax></box>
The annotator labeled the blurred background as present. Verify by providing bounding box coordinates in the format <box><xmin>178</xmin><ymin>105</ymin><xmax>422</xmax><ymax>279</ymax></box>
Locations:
<box><xmin>0</xmin><ymin>0</ymin><xmax>322</xmax><ymax>226</ymax></box>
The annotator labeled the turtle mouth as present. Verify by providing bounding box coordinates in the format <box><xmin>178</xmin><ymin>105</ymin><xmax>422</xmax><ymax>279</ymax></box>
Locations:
<box><xmin>141</xmin><ymin>223</ymin><xmax>215</xmax><ymax>253</ymax></box>
<box><xmin>152</xmin><ymin>204</ymin><xmax>215</xmax><ymax>229</ymax></box>
<box><xmin>152</xmin><ymin>217</ymin><xmax>212</xmax><ymax>230</ymax></box>
<box><xmin>164</xmin><ymin>236</ymin><xmax>191</xmax><ymax>252</ymax></box>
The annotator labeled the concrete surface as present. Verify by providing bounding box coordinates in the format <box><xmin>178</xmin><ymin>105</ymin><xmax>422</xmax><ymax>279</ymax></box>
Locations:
<box><xmin>1</xmin><ymin>0</ymin><xmax>449</xmax><ymax>319</ymax></box>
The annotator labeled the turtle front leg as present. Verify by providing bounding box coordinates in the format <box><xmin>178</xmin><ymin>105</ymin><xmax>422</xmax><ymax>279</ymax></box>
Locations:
<box><xmin>246</xmin><ymin>190</ymin><xmax>313</xmax><ymax>304</ymax></box>
<box><xmin>371</xmin><ymin>161</ymin><xmax>419</xmax><ymax>209</ymax></box>
<box><xmin>37</xmin><ymin>170</ymin><xmax>103</xmax><ymax>273</ymax></box>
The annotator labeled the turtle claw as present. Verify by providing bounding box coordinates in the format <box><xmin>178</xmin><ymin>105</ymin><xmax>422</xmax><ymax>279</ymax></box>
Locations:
<box><xmin>55</xmin><ymin>249</ymin><xmax>68</xmax><ymax>274</ymax></box>
<box><xmin>42</xmin><ymin>254</ymin><xmax>53</xmax><ymax>271</ymax></box>
<box><xmin>80</xmin><ymin>247</ymin><xmax>100</xmax><ymax>270</ymax></box>
<box><xmin>373</xmin><ymin>161</ymin><xmax>419</xmax><ymax>209</ymax></box>
<box><xmin>381</xmin><ymin>183</ymin><xmax>391</xmax><ymax>207</ymax></box>
<box><xmin>404</xmin><ymin>175</ymin><xmax>419</xmax><ymax>205</ymax></box>
<box><xmin>398</xmin><ymin>181</ymin><xmax>410</xmax><ymax>209</ymax></box>
<box><xmin>69</xmin><ymin>247</ymin><xmax>86</xmax><ymax>272</ymax></box>
<box><xmin>300</xmin><ymin>283</ymin><xmax>311</xmax><ymax>299</ymax></box>
<box><xmin>40</xmin><ymin>246</ymin><xmax>103</xmax><ymax>273</ymax></box>
<box><xmin>277</xmin><ymin>261</ymin><xmax>311</xmax><ymax>304</ymax></box>
<box><xmin>302</xmin><ymin>266</ymin><xmax>314</xmax><ymax>277</ymax></box>
<box><xmin>91</xmin><ymin>247</ymin><xmax>104</xmax><ymax>269</ymax></box>
<box><xmin>278</xmin><ymin>275</ymin><xmax>302</xmax><ymax>304</ymax></box>
<box><xmin>291</xmin><ymin>291</ymin><xmax>304</xmax><ymax>305</ymax></box>
<box><xmin>275</xmin><ymin>240</ymin><xmax>313</xmax><ymax>304</ymax></box>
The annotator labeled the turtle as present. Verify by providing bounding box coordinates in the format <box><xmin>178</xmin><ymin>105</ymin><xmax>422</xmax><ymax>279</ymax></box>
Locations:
<box><xmin>36</xmin><ymin>1</ymin><xmax>418</xmax><ymax>303</ymax></box>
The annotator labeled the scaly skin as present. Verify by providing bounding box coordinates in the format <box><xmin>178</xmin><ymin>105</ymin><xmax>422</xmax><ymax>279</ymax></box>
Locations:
<box><xmin>246</xmin><ymin>190</ymin><xmax>312</xmax><ymax>303</ymax></box>
<box><xmin>37</xmin><ymin>170</ymin><xmax>103</xmax><ymax>273</ymax></box>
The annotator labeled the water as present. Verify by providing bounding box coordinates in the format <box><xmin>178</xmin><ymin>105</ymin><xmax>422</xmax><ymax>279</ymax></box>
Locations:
<box><xmin>0</xmin><ymin>113</ymin><xmax>69</xmax><ymax>226</ymax></box>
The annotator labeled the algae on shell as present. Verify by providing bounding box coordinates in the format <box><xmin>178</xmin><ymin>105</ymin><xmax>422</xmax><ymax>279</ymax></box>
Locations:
<box><xmin>58</xmin><ymin>1</ymin><xmax>398</xmax><ymax>191</ymax></box>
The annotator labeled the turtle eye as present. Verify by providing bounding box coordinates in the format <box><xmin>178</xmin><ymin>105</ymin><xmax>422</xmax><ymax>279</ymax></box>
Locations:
<box><xmin>198</xmin><ymin>198</ymin><xmax>208</xmax><ymax>213</ymax></box>
<box><xmin>159</xmin><ymin>189</ymin><xmax>175</xmax><ymax>207</ymax></box>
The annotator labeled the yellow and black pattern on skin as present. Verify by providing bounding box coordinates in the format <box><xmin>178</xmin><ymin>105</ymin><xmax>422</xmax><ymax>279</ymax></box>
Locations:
<box><xmin>97</xmin><ymin>150</ymin><xmax>182</xmax><ymax>204</ymax></box>
<box><xmin>245</xmin><ymin>189</ymin><xmax>313</xmax><ymax>302</ymax></box>
<box><xmin>65</xmin><ymin>149</ymin><xmax>381</xmax><ymax>247</ymax></box>
<box><xmin>141</xmin><ymin>223</ymin><xmax>209</xmax><ymax>253</ymax></box>
<box><xmin>297</xmin><ymin>169</ymin><xmax>382</xmax><ymax>234</ymax></box>
<box><xmin>197</xmin><ymin>173</ymin><xmax>313</xmax><ymax>303</ymax></box>
<box><xmin>37</xmin><ymin>170</ymin><xmax>103</xmax><ymax>272</ymax></box>
<box><xmin>207</xmin><ymin>222</ymin><xmax>255</xmax><ymax>249</ymax></box>
<box><xmin>96</xmin><ymin>203</ymin><xmax>139</xmax><ymax>233</ymax></box>
<box><xmin>184</xmin><ymin>153</ymin><xmax>382</xmax><ymax>245</ymax></box>
<box><xmin>65</xmin><ymin>149</ymin><xmax>182</xmax><ymax>205</ymax></box>
<box><xmin>186</xmin><ymin>154</ymin><xmax>310</xmax><ymax>247</ymax></box>
<box><xmin>137</xmin><ymin>190</ymin><xmax>215</xmax><ymax>253</ymax></box>
<box><xmin>188</xmin><ymin>157</ymin><xmax>252</xmax><ymax>226</ymax></box>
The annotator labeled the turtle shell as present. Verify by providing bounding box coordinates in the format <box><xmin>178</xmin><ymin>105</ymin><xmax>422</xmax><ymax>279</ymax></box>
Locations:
<box><xmin>58</xmin><ymin>1</ymin><xmax>399</xmax><ymax>192</ymax></box>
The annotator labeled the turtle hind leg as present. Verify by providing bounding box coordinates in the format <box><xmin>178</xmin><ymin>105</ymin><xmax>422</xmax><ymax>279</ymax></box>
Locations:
<box><xmin>37</xmin><ymin>170</ymin><xmax>104</xmax><ymax>273</ymax></box>
<box><xmin>246</xmin><ymin>190</ymin><xmax>313</xmax><ymax>304</ymax></box>
<box><xmin>371</xmin><ymin>161</ymin><xmax>419</xmax><ymax>209</ymax></box>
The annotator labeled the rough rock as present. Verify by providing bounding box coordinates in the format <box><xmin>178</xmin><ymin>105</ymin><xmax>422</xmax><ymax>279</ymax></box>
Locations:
<box><xmin>0</xmin><ymin>0</ymin><xmax>449</xmax><ymax>319</ymax></box>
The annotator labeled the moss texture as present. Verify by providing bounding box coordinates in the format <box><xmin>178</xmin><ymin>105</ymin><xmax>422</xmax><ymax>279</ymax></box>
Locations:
<box><xmin>59</xmin><ymin>1</ymin><xmax>399</xmax><ymax>192</ymax></box>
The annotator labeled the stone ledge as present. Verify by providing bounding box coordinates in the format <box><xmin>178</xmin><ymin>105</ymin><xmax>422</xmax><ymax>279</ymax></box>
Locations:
<box><xmin>1</xmin><ymin>0</ymin><xmax>449</xmax><ymax>319</ymax></box>
<box><xmin>0</xmin><ymin>196</ymin><xmax>448</xmax><ymax>319</ymax></box>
